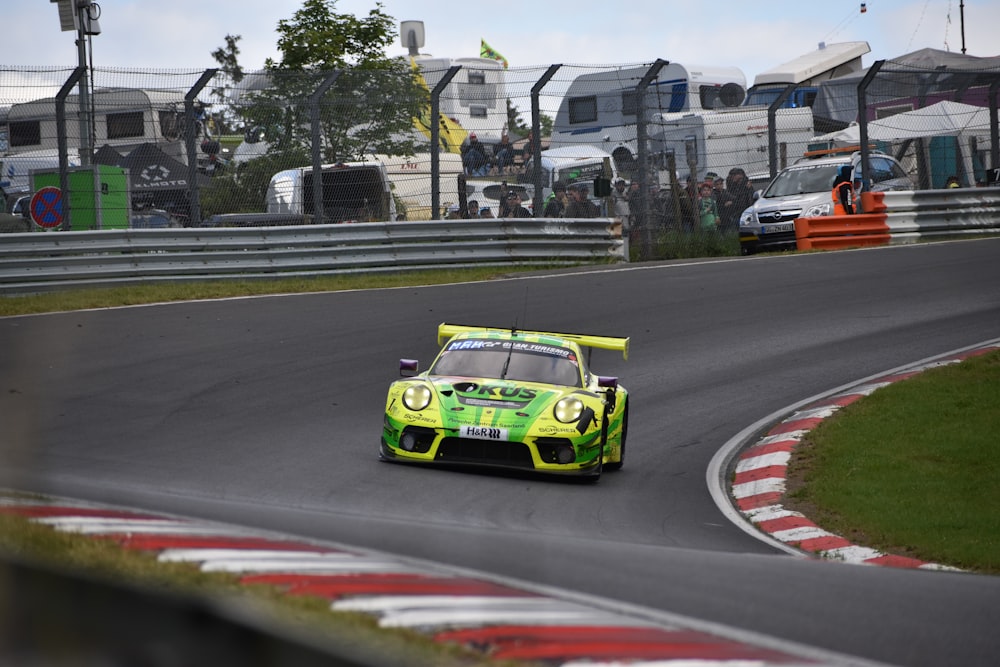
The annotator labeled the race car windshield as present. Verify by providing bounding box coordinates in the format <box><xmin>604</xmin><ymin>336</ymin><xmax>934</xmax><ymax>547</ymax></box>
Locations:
<box><xmin>432</xmin><ymin>347</ymin><xmax>582</xmax><ymax>387</ymax></box>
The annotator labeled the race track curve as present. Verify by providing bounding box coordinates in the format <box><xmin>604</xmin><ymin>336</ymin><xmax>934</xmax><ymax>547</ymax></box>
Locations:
<box><xmin>2</xmin><ymin>238</ymin><xmax>999</xmax><ymax>666</ymax></box>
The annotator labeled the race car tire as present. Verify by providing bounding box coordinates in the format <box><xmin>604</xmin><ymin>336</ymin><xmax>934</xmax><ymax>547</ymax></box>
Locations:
<box><xmin>603</xmin><ymin>400</ymin><xmax>628</xmax><ymax>472</ymax></box>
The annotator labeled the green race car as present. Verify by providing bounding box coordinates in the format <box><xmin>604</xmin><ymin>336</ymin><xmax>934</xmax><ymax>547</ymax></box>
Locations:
<box><xmin>380</xmin><ymin>323</ymin><xmax>629</xmax><ymax>479</ymax></box>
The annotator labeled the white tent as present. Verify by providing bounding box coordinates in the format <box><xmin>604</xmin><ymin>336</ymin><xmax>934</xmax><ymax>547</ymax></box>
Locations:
<box><xmin>814</xmin><ymin>101</ymin><xmax>993</xmax><ymax>145</ymax></box>
<box><xmin>867</xmin><ymin>101</ymin><xmax>992</xmax><ymax>141</ymax></box>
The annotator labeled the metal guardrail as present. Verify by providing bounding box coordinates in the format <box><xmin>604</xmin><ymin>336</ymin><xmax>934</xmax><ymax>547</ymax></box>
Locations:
<box><xmin>794</xmin><ymin>187</ymin><xmax>1000</xmax><ymax>251</ymax></box>
<box><xmin>880</xmin><ymin>188</ymin><xmax>1000</xmax><ymax>240</ymax></box>
<box><xmin>0</xmin><ymin>218</ymin><xmax>625</xmax><ymax>295</ymax></box>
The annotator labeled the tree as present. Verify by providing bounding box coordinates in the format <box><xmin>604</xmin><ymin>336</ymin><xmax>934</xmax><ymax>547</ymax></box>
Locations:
<box><xmin>236</xmin><ymin>0</ymin><xmax>424</xmax><ymax>161</ymax></box>
<box><xmin>209</xmin><ymin>34</ymin><xmax>245</xmax><ymax>135</ymax></box>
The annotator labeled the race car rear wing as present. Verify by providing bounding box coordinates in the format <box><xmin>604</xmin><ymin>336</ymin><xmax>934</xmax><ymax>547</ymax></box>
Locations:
<box><xmin>437</xmin><ymin>323</ymin><xmax>629</xmax><ymax>360</ymax></box>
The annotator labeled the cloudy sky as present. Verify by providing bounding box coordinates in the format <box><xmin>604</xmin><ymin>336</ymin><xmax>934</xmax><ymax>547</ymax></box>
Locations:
<box><xmin>10</xmin><ymin>0</ymin><xmax>998</xmax><ymax>85</ymax></box>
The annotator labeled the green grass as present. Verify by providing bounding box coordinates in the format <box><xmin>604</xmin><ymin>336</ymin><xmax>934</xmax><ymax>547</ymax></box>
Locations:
<box><xmin>785</xmin><ymin>350</ymin><xmax>1000</xmax><ymax>574</ymax></box>
<box><xmin>0</xmin><ymin>266</ymin><xmax>549</xmax><ymax>317</ymax></box>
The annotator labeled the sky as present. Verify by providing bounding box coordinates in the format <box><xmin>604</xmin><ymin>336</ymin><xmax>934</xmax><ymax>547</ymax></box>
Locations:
<box><xmin>9</xmin><ymin>0</ymin><xmax>998</xmax><ymax>85</ymax></box>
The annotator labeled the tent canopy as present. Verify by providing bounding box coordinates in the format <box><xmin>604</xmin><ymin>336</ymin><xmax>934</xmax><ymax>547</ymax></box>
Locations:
<box><xmin>813</xmin><ymin>101</ymin><xmax>993</xmax><ymax>145</ymax></box>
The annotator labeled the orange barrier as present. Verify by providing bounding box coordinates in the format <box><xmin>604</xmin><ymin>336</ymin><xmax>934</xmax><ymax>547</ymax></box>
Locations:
<box><xmin>859</xmin><ymin>191</ymin><xmax>887</xmax><ymax>213</ymax></box>
<box><xmin>795</xmin><ymin>212</ymin><xmax>890</xmax><ymax>251</ymax></box>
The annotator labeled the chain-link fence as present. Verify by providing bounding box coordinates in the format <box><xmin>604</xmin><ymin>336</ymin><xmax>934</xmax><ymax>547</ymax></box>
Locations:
<box><xmin>2</xmin><ymin>57</ymin><xmax>998</xmax><ymax>261</ymax></box>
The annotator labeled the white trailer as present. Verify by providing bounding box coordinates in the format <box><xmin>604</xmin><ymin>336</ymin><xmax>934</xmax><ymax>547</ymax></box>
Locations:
<box><xmin>414</xmin><ymin>56</ymin><xmax>509</xmax><ymax>147</ymax></box>
<box><xmin>550</xmin><ymin>62</ymin><xmax>748</xmax><ymax>172</ymax></box>
<box><xmin>655</xmin><ymin>107</ymin><xmax>816</xmax><ymax>184</ymax></box>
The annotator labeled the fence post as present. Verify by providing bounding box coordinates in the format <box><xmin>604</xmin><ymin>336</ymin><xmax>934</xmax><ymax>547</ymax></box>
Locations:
<box><xmin>767</xmin><ymin>84</ymin><xmax>797</xmax><ymax>179</ymax></box>
<box><xmin>990</xmin><ymin>78</ymin><xmax>999</xmax><ymax>178</ymax></box>
<box><xmin>309</xmin><ymin>70</ymin><xmax>342</xmax><ymax>224</ymax></box>
<box><xmin>430</xmin><ymin>66</ymin><xmax>460</xmax><ymax>220</ymax></box>
<box><xmin>530</xmin><ymin>65</ymin><xmax>561</xmax><ymax>215</ymax></box>
<box><xmin>636</xmin><ymin>59</ymin><xmax>668</xmax><ymax>259</ymax></box>
<box><xmin>185</xmin><ymin>69</ymin><xmax>217</xmax><ymax>227</ymax></box>
<box><xmin>55</xmin><ymin>67</ymin><xmax>86</xmax><ymax>231</ymax></box>
<box><xmin>857</xmin><ymin>60</ymin><xmax>884</xmax><ymax>195</ymax></box>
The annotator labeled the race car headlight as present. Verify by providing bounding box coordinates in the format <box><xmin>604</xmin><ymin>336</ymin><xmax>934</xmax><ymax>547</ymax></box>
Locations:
<box><xmin>804</xmin><ymin>201</ymin><xmax>833</xmax><ymax>217</ymax></box>
<box><xmin>554</xmin><ymin>397</ymin><xmax>584</xmax><ymax>423</ymax></box>
<box><xmin>402</xmin><ymin>384</ymin><xmax>432</xmax><ymax>411</ymax></box>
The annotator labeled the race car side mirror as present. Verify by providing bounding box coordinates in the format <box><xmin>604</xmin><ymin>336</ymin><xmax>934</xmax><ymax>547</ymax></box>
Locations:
<box><xmin>597</xmin><ymin>376</ymin><xmax>618</xmax><ymax>389</ymax></box>
<box><xmin>399</xmin><ymin>359</ymin><xmax>419</xmax><ymax>377</ymax></box>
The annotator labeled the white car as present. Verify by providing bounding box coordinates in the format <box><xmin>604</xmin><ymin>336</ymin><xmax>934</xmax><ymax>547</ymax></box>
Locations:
<box><xmin>739</xmin><ymin>150</ymin><xmax>912</xmax><ymax>255</ymax></box>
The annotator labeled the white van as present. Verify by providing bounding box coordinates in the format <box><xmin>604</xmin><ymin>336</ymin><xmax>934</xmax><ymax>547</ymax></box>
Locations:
<box><xmin>266</xmin><ymin>161</ymin><xmax>396</xmax><ymax>222</ymax></box>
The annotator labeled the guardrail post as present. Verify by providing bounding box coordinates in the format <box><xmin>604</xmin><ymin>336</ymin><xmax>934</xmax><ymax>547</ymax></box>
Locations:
<box><xmin>185</xmin><ymin>69</ymin><xmax>218</xmax><ymax>227</ymax></box>
<box><xmin>55</xmin><ymin>67</ymin><xmax>86</xmax><ymax>231</ymax></box>
<box><xmin>530</xmin><ymin>65</ymin><xmax>561</xmax><ymax>215</ymax></box>
<box><xmin>430</xmin><ymin>66</ymin><xmax>460</xmax><ymax>220</ymax></box>
<box><xmin>309</xmin><ymin>70</ymin><xmax>343</xmax><ymax>224</ymax></box>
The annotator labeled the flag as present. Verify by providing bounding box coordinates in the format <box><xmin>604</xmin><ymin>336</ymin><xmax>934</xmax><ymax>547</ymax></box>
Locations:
<box><xmin>411</xmin><ymin>58</ymin><xmax>468</xmax><ymax>154</ymax></box>
<box><xmin>480</xmin><ymin>38</ymin><xmax>508</xmax><ymax>69</ymax></box>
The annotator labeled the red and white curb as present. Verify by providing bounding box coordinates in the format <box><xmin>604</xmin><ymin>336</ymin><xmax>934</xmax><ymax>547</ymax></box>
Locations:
<box><xmin>0</xmin><ymin>495</ymin><xmax>879</xmax><ymax>666</ymax></box>
<box><xmin>731</xmin><ymin>343</ymin><xmax>1000</xmax><ymax>570</ymax></box>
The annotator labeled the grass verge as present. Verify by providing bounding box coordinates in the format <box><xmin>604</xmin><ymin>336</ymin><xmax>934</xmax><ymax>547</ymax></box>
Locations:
<box><xmin>0</xmin><ymin>266</ymin><xmax>555</xmax><ymax>317</ymax></box>
<box><xmin>784</xmin><ymin>349</ymin><xmax>1000</xmax><ymax>574</ymax></box>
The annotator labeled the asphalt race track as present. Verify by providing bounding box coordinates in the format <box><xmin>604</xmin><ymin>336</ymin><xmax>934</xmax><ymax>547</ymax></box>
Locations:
<box><xmin>2</xmin><ymin>238</ymin><xmax>999</xmax><ymax>666</ymax></box>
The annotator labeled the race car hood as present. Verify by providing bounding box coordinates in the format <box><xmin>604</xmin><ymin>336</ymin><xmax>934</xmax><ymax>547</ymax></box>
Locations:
<box><xmin>427</xmin><ymin>376</ymin><xmax>594</xmax><ymax>435</ymax></box>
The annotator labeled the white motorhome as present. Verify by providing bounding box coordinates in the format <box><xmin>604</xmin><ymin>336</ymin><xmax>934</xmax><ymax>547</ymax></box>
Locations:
<box><xmin>743</xmin><ymin>41</ymin><xmax>871</xmax><ymax>109</ymax></box>
<box><xmin>2</xmin><ymin>88</ymin><xmax>205</xmax><ymax>166</ymax></box>
<box><xmin>656</xmin><ymin>106</ymin><xmax>816</xmax><ymax>184</ymax></box>
<box><xmin>550</xmin><ymin>62</ymin><xmax>748</xmax><ymax>172</ymax></box>
<box><xmin>266</xmin><ymin>160</ymin><xmax>397</xmax><ymax>222</ymax></box>
<box><xmin>414</xmin><ymin>56</ymin><xmax>509</xmax><ymax>146</ymax></box>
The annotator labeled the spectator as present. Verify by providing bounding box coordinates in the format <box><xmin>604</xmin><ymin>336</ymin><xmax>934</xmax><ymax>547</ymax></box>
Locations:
<box><xmin>722</xmin><ymin>167</ymin><xmax>755</xmax><ymax>231</ymax></box>
<box><xmin>446</xmin><ymin>203</ymin><xmax>462</xmax><ymax>219</ymax></box>
<box><xmin>504</xmin><ymin>190</ymin><xmax>532</xmax><ymax>218</ymax></box>
<box><xmin>494</xmin><ymin>132</ymin><xmax>515</xmax><ymax>175</ymax></box>
<box><xmin>697</xmin><ymin>181</ymin><xmax>720</xmax><ymax>231</ymax></box>
<box><xmin>466</xmin><ymin>199</ymin><xmax>481</xmax><ymax>219</ymax></box>
<box><xmin>564</xmin><ymin>183</ymin><xmax>599</xmax><ymax>218</ymax></box>
<box><xmin>946</xmin><ymin>175</ymin><xmax>961</xmax><ymax>188</ymax></box>
<box><xmin>479</xmin><ymin>206</ymin><xmax>495</xmax><ymax>218</ymax></box>
<box><xmin>542</xmin><ymin>180</ymin><xmax>568</xmax><ymax>218</ymax></box>
<box><xmin>711</xmin><ymin>176</ymin><xmax>733</xmax><ymax>230</ymax></box>
<box><xmin>611</xmin><ymin>178</ymin><xmax>631</xmax><ymax>229</ymax></box>
<box><xmin>462</xmin><ymin>133</ymin><xmax>490</xmax><ymax>177</ymax></box>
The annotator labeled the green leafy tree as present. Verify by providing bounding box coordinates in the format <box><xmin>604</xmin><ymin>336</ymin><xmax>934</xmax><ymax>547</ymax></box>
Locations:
<box><xmin>209</xmin><ymin>34</ymin><xmax>245</xmax><ymax>135</ymax></box>
<box><xmin>237</xmin><ymin>0</ymin><xmax>424</xmax><ymax>162</ymax></box>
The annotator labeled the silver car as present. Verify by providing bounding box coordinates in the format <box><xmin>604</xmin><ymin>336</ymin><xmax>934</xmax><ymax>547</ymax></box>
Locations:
<box><xmin>738</xmin><ymin>150</ymin><xmax>912</xmax><ymax>255</ymax></box>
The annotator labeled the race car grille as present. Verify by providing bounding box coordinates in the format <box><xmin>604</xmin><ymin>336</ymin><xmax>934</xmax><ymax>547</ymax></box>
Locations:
<box><xmin>436</xmin><ymin>437</ymin><xmax>534</xmax><ymax>468</ymax></box>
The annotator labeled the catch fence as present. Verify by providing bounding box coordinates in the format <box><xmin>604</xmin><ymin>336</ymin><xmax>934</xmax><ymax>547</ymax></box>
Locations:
<box><xmin>1</xmin><ymin>56</ymin><xmax>999</xmax><ymax>262</ymax></box>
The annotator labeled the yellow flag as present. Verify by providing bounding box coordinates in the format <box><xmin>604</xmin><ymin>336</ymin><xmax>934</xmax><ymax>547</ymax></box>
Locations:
<box><xmin>480</xmin><ymin>38</ymin><xmax>508</xmax><ymax>69</ymax></box>
<box><xmin>411</xmin><ymin>58</ymin><xmax>468</xmax><ymax>154</ymax></box>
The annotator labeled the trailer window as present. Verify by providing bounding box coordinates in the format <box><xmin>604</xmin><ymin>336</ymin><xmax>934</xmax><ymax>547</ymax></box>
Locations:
<box><xmin>568</xmin><ymin>96</ymin><xmax>597</xmax><ymax>125</ymax></box>
<box><xmin>9</xmin><ymin>121</ymin><xmax>41</xmax><ymax>148</ymax></box>
<box><xmin>107</xmin><ymin>111</ymin><xmax>145</xmax><ymax>140</ymax></box>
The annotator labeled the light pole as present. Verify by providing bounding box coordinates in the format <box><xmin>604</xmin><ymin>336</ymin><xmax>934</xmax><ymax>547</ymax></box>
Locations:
<box><xmin>49</xmin><ymin>0</ymin><xmax>101</xmax><ymax>166</ymax></box>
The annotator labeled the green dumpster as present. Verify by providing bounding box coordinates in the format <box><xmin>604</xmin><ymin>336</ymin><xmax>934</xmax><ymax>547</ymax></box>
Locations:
<box><xmin>30</xmin><ymin>165</ymin><xmax>131</xmax><ymax>231</ymax></box>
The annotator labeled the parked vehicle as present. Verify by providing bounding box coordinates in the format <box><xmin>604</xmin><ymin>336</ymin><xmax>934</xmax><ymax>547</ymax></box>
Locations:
<box><xmin>550</xmin><ymin>62</ymin><xmax>747</xmax><ymax>174</ymax></box>
<box><xmin>742</xmin><ymin>41</ymin><xmax>870</xmax><ymax>109</ymax></box>
<box><xmin>738</xmin><ymin>148</ymin><xmax>913</xmax><ymax>254</ymax></box>
<box><xmin>266</xmin><ymin>161</ymin><xmax>397</xmax><ymax>223</ymax></box>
